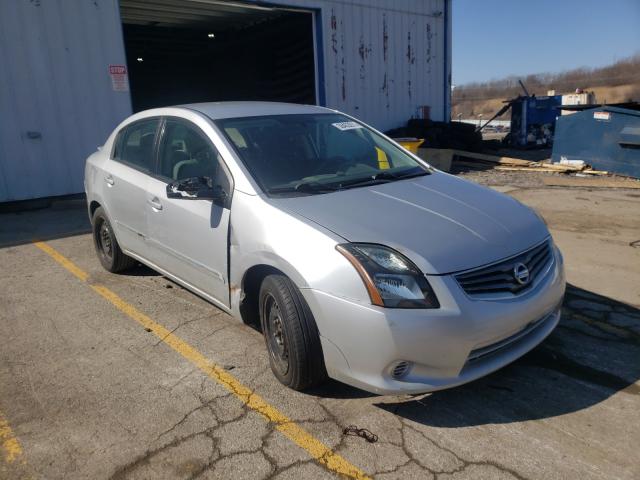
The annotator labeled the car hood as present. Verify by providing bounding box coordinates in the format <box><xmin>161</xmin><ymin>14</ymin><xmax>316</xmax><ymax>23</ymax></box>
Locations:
<box><xmin>267</xmin><ymin>172</ymin><xmax>549</xmax><ymax>274</ymax></box>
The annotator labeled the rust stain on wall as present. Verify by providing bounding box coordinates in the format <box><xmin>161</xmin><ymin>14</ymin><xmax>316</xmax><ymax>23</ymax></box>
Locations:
<box><xmin>407</xmin><ymin>29</ymin><xmax>416</xmax><ymax>99</ymax></box>
<box><xmin>381</xmin><ymin>72</ymin><xmax>389</xmax><ymax>109</ymax></box>
<box><xmin>381</xmin><ymin>14</ymin><xmax>390</xmax><ymax>109</ymax></box>
<box><xmin>426</xmin><ymin>22</ymin><xmax>433</xmax><ymax>73</ymax></box>
<box><xmin>358</xmin><ymin>35</ymin><xmax>371</xmax><ymax>62</ymax></box>
<box><xmin>406</xmin><ymin>30</ymin><xmax>415</xmax><ymax>65</ymax></box>
<box><xmin>330</xmin><ymin>9</ymin><xmax>338</xmax><ymax>55</ymax></box>
<box><xmin>330</xmin><ymin>9</ymin><xmax>347</xmax><ymax>101</ymax></box>
<box><xmin>358</xmin><ymin>34</ymin><xmax>371</xmax><ymax>81</ymax></box>
<box><xmin>382</xmin><ymin>14</ymin><xmax>389</xmax><ymax>62</ymax></box>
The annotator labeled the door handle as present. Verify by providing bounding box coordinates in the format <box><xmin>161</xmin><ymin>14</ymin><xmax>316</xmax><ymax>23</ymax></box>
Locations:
<box><xmin>148</xmin><ymin>198</ymin><xmax>163</xmax><ymax>211</ymax></box>
<box><xmin>105</xmin><ymin>175</ymin><xmax>115</xmax><ymax>186</ymax></box>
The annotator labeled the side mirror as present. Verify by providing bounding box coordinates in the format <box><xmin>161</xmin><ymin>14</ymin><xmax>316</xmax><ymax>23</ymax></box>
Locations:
<box><xmin>166</xmin><ymin>177</ymin><xmax>228</xmax><ymax>206</ymax></box>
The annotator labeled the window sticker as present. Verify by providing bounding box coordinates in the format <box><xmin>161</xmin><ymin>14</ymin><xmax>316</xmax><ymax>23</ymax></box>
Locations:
<box><xmin>332</xmin><ymin>121</ymin><xmax>363</xmax><ymax>131</ymax></box>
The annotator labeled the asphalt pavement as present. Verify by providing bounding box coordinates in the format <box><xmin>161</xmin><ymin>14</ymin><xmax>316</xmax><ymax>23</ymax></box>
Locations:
<box><xmin>1</xmin><ymin>184</ymin><xmax>638</xmax><ymax>479</ymax></box>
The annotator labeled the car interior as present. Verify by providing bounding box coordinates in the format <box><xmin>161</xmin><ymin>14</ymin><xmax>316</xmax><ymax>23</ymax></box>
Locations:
<box><xmin>118</xmin><ymin>121</ymin><xmax>158</xmax><ymax>171</ymax></box>
<box><xmin>221</xmin><ymin>119</ymin><xmax>384</xmax><ymax>188</ymax></box>
<box><xmin>160</xmin><ymin>121</ymin><xmax>222</xmax><ymax>183</ymax></box>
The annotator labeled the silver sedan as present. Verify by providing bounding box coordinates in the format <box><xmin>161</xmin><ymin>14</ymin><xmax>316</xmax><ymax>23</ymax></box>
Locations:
<box><xmin>85</xmin><ymin>102</ymin><xmax>565</xmax><ymax>395</ymax></box>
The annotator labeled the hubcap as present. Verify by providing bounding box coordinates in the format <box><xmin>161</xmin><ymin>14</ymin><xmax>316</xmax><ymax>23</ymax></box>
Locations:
<box><xmin>263</xmin><ymin>294</ymin><xmax>289</xmax><ymax>376</ymax></box>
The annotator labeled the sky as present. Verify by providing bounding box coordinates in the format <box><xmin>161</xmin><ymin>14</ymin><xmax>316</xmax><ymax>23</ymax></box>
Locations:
<box><xmin>453</xmin><ymin>0</ymin><xmax>640</xmax><ymax>86</ymax></box>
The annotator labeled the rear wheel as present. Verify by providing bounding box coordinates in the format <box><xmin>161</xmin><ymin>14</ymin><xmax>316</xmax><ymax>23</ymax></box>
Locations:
<box><xmin>92</xmin><ymin>207</ymin><xmax>136</xmax><ymax>273</ymax></box>
<box><xmin>259</xmin><ymin>274</ymin><xmax>326</xmax><ymax>390</ymax></box>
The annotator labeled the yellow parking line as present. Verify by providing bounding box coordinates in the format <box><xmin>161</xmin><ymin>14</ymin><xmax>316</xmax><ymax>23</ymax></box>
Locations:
<box><xmin>33</xmin><ymin>241</ymin><xmax>370</xmax><ymax>480</ymax></box>
<box><xmin>0</xmin><ymin>409</ymin><xmax>24</xmax><ymax>465</ymax></box>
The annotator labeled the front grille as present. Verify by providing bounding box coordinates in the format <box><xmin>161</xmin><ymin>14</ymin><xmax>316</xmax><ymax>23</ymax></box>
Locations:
<box><xmin>455</xmin><ymin>240</ymin><xmax>553</xmax><ymax>298</ymax></box>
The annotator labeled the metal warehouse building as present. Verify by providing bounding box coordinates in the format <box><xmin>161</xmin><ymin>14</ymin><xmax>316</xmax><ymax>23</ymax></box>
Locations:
<box><xmin>0</xmin><ymin>0</ymin><xmax>451</xmax><ymax>202</ymax></box>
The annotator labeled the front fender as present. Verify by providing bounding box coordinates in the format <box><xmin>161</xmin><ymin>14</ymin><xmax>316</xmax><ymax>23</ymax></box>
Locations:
<box><xmin>228</xmin><ymin>193</ymin><xmax>372</xmax><ymax>319</ymax></box>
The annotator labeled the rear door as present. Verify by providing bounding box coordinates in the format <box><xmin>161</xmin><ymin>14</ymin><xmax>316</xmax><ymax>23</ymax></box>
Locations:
<box><xmin>145</xmin><ymin>118</ymin><xmax>232</xmax><ymax>307</ymax></box>
<box><xmin>102</xmin><ymin>118</ymin><xmax>160</xmax><ymax>257</ymax></box>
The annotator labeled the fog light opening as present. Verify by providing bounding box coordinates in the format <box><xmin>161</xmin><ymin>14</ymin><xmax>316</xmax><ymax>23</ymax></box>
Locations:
<box><xmin>391</xmin><ymin>361</ymin><xmax>412</xmax><ymax>379</ymax></box>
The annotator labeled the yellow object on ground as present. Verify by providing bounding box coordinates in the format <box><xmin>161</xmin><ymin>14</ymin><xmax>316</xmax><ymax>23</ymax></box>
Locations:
<box><xmin>394</xmin><ymin>138</ymin><xmax>424</xmax><ymax>154</ymax></box>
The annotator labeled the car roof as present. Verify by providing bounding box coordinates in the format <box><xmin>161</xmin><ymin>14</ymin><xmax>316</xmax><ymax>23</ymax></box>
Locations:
<box><xmin>180</xmin><ymin>101</ymin><xmax>336</xmax><ymax>120</ymax></box>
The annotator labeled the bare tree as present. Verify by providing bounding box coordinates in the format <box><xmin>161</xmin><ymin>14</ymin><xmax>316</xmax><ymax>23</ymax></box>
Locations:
<box><xmin>452</xmin><ymin>54</ymin><xmax>640</xmax><ymax>113</ymax></box>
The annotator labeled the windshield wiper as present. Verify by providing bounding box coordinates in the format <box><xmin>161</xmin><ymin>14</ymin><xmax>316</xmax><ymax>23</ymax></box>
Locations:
<box><xmin>336</xmin><ymin>176</ymin><xmax>393</xmax><ymax>189</ymax></box>
<box><xmin>268</xmin><ymin>181</ymin><xmax>340</xmax><ymax>195</ymax></box>
<box><xmin>337</xmin><ymin>168</ymin><xmax>429</xmax><ymax>190</ymax></box>
<box><xmin>399</xmin><ymin>170</ymin><xmax>430</xmax><ymax>179</ymax></box>
<box><xmin>268</xmin><ymin>168</ymin><xmax>430</xmax><ymax>194</ymax></box>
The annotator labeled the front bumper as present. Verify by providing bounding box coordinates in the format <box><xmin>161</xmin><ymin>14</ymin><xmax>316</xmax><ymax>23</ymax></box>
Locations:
<box><xmin>301</xmin><ymin>247</ymin><xmax>566</xmax><ymax>395</ymax></box>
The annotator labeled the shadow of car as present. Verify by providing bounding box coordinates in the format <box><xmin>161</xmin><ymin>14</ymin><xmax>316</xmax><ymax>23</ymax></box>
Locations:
<box><xmin>374</xmin><ymin>283</ymin><xmax>639</xmax><ymax>426</ymax></box>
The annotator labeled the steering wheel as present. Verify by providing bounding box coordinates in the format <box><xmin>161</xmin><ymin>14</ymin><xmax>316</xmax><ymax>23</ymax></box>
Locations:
<box><xmin>313</xmin><ymin>155</ymin><xmax>352</xmax><ymax>175</ymax></box>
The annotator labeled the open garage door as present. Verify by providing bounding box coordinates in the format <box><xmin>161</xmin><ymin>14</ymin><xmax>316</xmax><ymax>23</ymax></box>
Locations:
<box><xmin>119</xmin><ymin>0</ymin><xmax>317</xmax><ymax>112</ymax></box>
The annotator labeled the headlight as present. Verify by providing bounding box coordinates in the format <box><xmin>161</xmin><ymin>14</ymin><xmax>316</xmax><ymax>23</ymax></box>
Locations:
<box><xmin>336</xmin><ymin>243</ymin><xmax>439</xmax><ymax>309</ymax></box>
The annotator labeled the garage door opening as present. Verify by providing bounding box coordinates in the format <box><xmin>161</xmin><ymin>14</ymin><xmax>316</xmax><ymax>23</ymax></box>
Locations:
<box><xmin>119</xmin><ymin>0</ymin><xmax>317</xmax><ymax>112</ymax></box>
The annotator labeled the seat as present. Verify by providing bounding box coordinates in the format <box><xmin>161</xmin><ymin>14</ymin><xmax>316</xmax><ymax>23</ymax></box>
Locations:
<box><xmin>124</xmin><ymin>132</ymin><xmax>156</xmax><ymax>168</ymax></box>
<box><xmin>169</xmin><ymin>151</ymin><xmax>193</xmax><ymax>180</ymax></box>
<box><xmin>247</xmin><ymin>129</ymin><xmax>310</xmax><ymax>186</ymax></box>
<box><xmin>175</xmin><ymin>160</ymin><xmax>204</xmax><ymax>180</ymax></box>
<box><xmin>174</xmin><ymin>149</ymin><xmax>220</xmax><ymax>181</ymax></box>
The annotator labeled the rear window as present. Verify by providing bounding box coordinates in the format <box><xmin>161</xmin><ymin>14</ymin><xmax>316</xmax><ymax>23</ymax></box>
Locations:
<box><xmin>113</xmin><ymin>119</ymin><xmax>160</xmax><ymax>173</ymax></box>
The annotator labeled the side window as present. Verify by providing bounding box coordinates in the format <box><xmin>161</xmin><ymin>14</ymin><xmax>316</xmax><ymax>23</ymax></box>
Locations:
<box><xmin>113</xmin><ymin>118</ymin><xmax>160</xmax><ymax>173</ymax></box>
<box><xmin>159</xmin><ymin>119</ymin><xmax>229</xmax><ymax>190</ymax></box>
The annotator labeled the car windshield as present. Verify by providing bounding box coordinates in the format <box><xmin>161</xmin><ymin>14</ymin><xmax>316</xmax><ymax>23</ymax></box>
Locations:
<box><xmin>216</xmin><ymin>113</ymin><xmax>430</xmax><ymax>196</ymax></box>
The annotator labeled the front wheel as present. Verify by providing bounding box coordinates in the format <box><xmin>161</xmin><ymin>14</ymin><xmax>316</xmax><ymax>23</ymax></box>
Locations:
<box><xmin>259</xmin><ymin>274</ymin><xmax>327</xmax><ymax>391</ymax></box>
<box><xmin>91</xmin><ymin>207</ymin><xmax>136</xmax><ymax>273</ymax></box>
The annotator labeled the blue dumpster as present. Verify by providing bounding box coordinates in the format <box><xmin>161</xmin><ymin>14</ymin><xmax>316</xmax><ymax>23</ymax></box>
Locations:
<box><xmin>552</xmin><ymin>106</ymin><xmax>640</xmax><ymax>178</ymax></box>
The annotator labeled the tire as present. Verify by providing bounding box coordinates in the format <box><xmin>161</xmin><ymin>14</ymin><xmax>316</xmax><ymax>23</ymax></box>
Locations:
<box><xmin>259</xmin><ymin>274</ymin><xmax>327</xmax><ymax>390</ymax></box>
<box><xmin>91</xmin><ymin>206</ymin><xmax>137</xmax><ymax>273</ymax></box>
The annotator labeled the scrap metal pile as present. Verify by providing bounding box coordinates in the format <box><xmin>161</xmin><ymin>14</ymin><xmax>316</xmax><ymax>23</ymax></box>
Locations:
<box><xmin>451</xmin><ymin>150</ymin><xmax>609</xmax><ymax>175</ymax></box>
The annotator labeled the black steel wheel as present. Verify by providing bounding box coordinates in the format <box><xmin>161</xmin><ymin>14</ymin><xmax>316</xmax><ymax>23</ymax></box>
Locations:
<box><xmin>91</xmin><ymin>206</ymin><xmax>136</xmax><ymax>273</ymax></box>
<box><xmin>262</xmin><ymin>293</ymin><xmax>290</xmax><ymax>377</ymax></box>
<box><xmin>259</xmin><ymin>274</ymin><xmax>327</xmax><ymax>390</ymax></box>
<box><xmin>97</xmin><ymin>219</ymin><xmax>114</xmax><ymax>263</ymax></box>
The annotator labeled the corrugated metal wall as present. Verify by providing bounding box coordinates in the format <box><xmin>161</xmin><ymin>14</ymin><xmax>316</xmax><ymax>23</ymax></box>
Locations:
<box><xmin>0</xmin><ymin>0</ymin><xmax>450</xmax><ymax>202</ymax></box>
<box><xmin>258</xmin><ymin>0</ymin><xmax>451</xmax><ymax>130</ymax></box>
<box><xmin>0</xmin><ymin>0</ymin><xmax>131</xmax><ymax>202</ymax></box>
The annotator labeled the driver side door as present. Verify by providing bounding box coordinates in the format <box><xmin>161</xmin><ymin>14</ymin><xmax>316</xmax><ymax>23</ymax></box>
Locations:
<box><xmin>145</xmin><ymin>118</ymin><xmax>233</xmax><ymax>308</ymax></box>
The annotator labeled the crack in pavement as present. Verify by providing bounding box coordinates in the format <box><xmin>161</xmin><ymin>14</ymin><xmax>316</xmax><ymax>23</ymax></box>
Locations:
<box><xmin>400</xmin><ymin>422</ymin><xmax>528</xmax><ymax>480</ymax></box>
<box><xmin>29</xmin><ymin>242</ymin><xmax>640</xmax><ymax>479</ymax></box>
<box><xmin>152</xmin><ymin>317</ymin><xmax>203</xmax><ymax>347</ymax></box>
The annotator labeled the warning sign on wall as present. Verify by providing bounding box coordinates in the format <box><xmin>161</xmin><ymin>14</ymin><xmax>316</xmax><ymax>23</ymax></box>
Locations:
<box><xmin>109</xmin><ymin>65</ymin><xmax>129</xmax><ymax>92</ymax></box>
